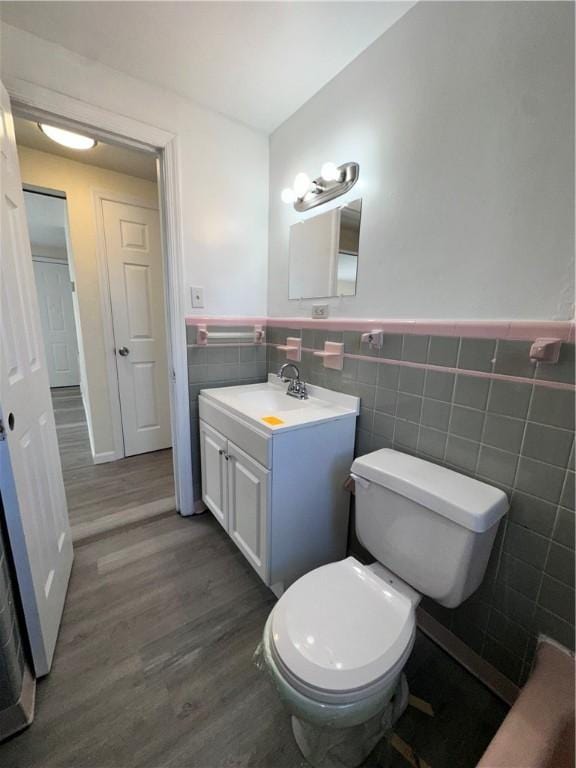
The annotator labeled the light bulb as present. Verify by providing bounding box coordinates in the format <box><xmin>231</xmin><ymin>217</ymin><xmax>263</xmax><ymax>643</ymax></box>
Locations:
<box><xmin>321</xmin><ymin>162</ymin><xmax>340</xmax><ymax>182</ymax></box>
<box><xmin>293</xmin><ymin>172</ymin><xmax>311</xmax><ymax>198</ymax></box>
<box><xmin>281</xmin><ymin>187</ymin><xmax>296</xmax><ymax>204</ymax></box>
<box><xmin>39</xmin><ymin>123</ymin><xmax>96</xmax><ymax>150</ymax></box>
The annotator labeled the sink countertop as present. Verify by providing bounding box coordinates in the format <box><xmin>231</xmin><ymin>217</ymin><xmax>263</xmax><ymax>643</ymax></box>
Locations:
<box><xmin>200</xmin><ymin>375</ymin><xmax>360</xmax><ymax>434</ymax></box>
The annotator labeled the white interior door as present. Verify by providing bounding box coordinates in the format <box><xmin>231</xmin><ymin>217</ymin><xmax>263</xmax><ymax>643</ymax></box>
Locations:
<box><xmin>33</xmin><ymin>259</ymin><xmax>80</xmax><ymax>388</ymax></box>
<box><xmin>102</xmin><ymin>198</ymin><xmax>171</xmax><ymax>456</ymax></box>
<box><xmin>0</xmin><ymin>82</ymin><xmax>73</xmax><ymax>676</ymax></box>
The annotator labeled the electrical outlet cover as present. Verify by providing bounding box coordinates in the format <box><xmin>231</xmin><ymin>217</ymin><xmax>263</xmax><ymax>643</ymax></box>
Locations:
<box><xmin>312</xmin><ymin>304</ymin><xmax>329</xmax><ymax>319</ymax></box>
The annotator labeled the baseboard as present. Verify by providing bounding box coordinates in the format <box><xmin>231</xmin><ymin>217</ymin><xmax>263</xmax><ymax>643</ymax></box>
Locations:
<box><xmin>417</xmin><ymin>607</ymin><xmax>520</xmax><ymax>707</ymax></box>
<box><xmin>0</xmin><ymin>661</ymin><xmax>35</xmax><ymax>742</ymax></box>
<box><xmin>179</xmin><ymin>498</ymin><xmax>206</xmax><ymax>516</ymax></box>
<box><xmin>72</xmin><ymin>496</ymin><xmax>177</xmax><ymax>544</ymax></box>
<box><xmin>92</xmin><ymin>450</ymin><xmax>122</xmax><ymax>464</ymax></box>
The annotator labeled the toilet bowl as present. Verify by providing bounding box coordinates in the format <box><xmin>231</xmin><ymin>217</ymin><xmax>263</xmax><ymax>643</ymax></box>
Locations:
<box><xmin>261</xmin><ymin>557</ymin><xmax>417</xmax><ymax>767</ymax></box>
<box><xmin>260</xmin><ymin>448</ymin><xmax>509</xmax><ymax>767</ymax></box>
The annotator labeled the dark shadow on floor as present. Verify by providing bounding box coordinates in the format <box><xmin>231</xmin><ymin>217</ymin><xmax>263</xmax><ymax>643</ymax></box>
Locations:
<box><xmin>367</xmin><ymin>631</ymin><xmax>509</xmax><ymax>767</ymax></box>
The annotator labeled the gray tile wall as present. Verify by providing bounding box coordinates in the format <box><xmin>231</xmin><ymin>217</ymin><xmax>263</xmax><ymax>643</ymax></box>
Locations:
<box><xmin>0</xmin><ymin>495</ymin><xmax>26</xmax><ymax>719</ymax></box>
<box><xmin>187</xmin><ymin>325</ymin><xmax>268</xmax><ymax>503</ymax></box>
<box><xmin>267</xmin><ymin>327</ymin><xmax>575</xmax><ymax>685</ymax></box>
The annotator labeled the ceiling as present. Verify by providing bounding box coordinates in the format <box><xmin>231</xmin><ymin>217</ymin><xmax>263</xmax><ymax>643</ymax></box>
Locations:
<box><xmin>14</xmin><ymin>117</ymin><xmax>158</xmax><ymax>181</ymax></box>
<box><xmin>23</xmin><ymin>190</ymin><xmax>67</xmax><ymax>257</ymax></box>
<box><xmin>0</xmin><ymin>2</ymin><xmax>415</xmax><ymax>133</ymax></box>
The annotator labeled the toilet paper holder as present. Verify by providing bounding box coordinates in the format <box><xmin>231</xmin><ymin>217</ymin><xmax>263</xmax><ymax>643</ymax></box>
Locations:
<box><xmin>529</xmin><ymin>338</ymin><xmax>562</xmax><ymax>363</ymax></box>
<box><xmin>360</xmin><ymin>330</ymin><xmax>384</xmax><ymax>350</ymax></box>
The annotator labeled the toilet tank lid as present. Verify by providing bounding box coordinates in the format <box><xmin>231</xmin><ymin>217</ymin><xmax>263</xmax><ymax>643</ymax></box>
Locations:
<box><xmin>351</xmin><ymin>449</ymin><xmax>508</xmax><ymax>532</ymax></box>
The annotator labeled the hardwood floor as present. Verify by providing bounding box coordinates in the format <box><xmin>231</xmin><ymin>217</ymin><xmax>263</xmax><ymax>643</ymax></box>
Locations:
<box><xmin>2</xmin><ymin>390</ymin><xmax>507</xmax><ymax>767</ymax></box>
<box><xmin>52</xmin><ymin>387</ymin><xmax>175</xmax><ymax>541</ymax></box>
<box><xmin>1</xmin><ymin>513</ymin><xmax>298</xmax><ymax>768</ymax></box>
<box><xmin>0</xmin><ymin>508</ymin><xmax>507</xmax><ymax>768</ymax></box>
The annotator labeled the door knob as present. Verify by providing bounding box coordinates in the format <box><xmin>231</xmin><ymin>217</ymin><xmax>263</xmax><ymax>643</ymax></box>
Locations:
<box><xmin>117</xmin><ymin>346</ymin><xmax>130</xmax><ymax>357</ymax></box>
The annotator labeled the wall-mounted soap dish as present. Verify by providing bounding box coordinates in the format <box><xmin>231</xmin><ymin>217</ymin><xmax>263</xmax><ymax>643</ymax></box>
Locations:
<box><xmin>313</xmin><ymin>342</ymin><xmax>344</xmax><ymax>370</ymax></box>
<box><xmin>276</xmin><ymin>337</ymin><xmax>302</xmax><ymax>362</ymax></box>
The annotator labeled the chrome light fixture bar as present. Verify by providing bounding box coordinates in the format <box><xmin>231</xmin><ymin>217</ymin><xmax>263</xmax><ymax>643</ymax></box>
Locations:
<box><xmin>281</xmin><ymin>162</ymin><xmax>360</xmax><ymax>212</ymax></box>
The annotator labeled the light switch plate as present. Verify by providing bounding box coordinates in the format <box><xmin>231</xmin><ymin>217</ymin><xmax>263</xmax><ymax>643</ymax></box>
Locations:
<box><xmin>312</xmin><ymin>304</ymin><xmax>329</xmax><ymax>319</ymax></box>
<box><xmin>191</xmin><ymin>286</ymin><xmax>204</xmax><ymax>308</ymax></box>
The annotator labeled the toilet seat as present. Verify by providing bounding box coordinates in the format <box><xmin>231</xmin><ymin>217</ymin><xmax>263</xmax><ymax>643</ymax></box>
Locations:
<box><xmin>269</xmin><ymin>557</ymin><xmax>416</xmax><ymax>705</ymax></box>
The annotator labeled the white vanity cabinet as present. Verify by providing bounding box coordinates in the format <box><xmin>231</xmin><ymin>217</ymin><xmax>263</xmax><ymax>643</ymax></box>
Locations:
<box><xmin>226</xmin><ymin>439</ymin><xmax>269</xmax><ymax>579</ymax></box>
<box><xmin>199</xmin><ymin>421</ymin><xmax>228</xmax><ymax>529</ymax></box>
<box><xmin>198</xmin><ymin>379</ymin><xmax>359</xmax><ymax>595</ymax></box>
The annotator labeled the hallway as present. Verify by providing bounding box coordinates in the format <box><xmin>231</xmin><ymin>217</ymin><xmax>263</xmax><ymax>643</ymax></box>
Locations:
<box><xmin>52</xmin><ymin>387</ymin><xmax>175</xmax><ymax>542</ymax></box>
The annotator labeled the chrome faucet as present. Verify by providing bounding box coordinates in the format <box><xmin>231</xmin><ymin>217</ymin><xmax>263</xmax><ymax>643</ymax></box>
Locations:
<box><xmin>277</xmin><ymin>362</ymin><xmax>308</xmax><ymax>400</ymax></box>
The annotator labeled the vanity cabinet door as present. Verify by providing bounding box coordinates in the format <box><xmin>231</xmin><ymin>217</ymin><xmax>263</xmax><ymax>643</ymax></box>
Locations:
<box><xmin>199</xmin><ymin>421</ymin><xmax>228</xmax><ymax>530</ymax></box>
<box><xmin>227</xmin><ymin>441</ymin><xmax>269</xmax><ymax>582</ymax></box>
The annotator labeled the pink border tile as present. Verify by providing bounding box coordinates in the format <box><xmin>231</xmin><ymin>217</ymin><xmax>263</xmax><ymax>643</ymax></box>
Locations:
<box><xmin>186</xmin><ymin>315</ymin><xmax>574</xmax><ymax>341</ymax></box>
<box><xmin>186</xmin><ymin>316</ymin><xmax>268</xmax><ymax>327</ymax></box>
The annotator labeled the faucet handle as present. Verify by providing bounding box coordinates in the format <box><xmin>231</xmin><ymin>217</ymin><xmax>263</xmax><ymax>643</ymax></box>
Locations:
<box><xmin>288</xmin><ymin>378</ymin><xmax>308</xmax><ymax>399</ymax></box>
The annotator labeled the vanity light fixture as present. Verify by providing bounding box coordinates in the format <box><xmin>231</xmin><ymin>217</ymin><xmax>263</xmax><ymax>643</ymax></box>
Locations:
<box><xmin>293</xmin><ymin>172</ymin><xmax>312</xmax><ymax>198</ymax></box>
<box><xmin>38</xmin><ymin>123</ymin><xmax>97</xmax><ymax>150</ymax></box>
<box><xmin>281</xmin><ymin>188</ymin><xmax>297</xmax><ymax>204</ymax></box>
<box><xmin>320</xmin><ymin>162</ymin><xmax>341</xmax><ymax>182</ymax></box>
<box><xmin>281</xmin><ymin>161</ymin><xmax>359</xmax><ymax>212</ymax></box>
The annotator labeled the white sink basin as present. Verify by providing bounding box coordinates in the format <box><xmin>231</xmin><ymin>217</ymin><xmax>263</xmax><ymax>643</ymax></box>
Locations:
<box><xmin>200</xmin><ymin>377</ymin><xmax>359</xmax><ymax>433</ymax></box>
<box><xmin>231</xmin><ymin>387</ymin><xmax>305</xmax><ymax>413</ymax></box>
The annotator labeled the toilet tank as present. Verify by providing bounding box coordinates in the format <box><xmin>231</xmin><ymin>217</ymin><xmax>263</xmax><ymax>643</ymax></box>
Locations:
<box><xmin>350</xmin><ymin>449</ymin><xmax>508</xmax><ymax>608</ymax></box>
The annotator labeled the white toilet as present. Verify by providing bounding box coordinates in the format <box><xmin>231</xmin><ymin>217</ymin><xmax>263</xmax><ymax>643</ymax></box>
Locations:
<box><xmin>261</xmin><ymin>448</ymin><xmax>508</xmax><ymax>768</ymax></box>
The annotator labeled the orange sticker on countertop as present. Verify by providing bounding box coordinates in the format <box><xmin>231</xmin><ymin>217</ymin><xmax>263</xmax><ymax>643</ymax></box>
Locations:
<box><xmin>261</xmin><ymin>416</ymin><xmax>284</xmax><ymax>426</ymax></box>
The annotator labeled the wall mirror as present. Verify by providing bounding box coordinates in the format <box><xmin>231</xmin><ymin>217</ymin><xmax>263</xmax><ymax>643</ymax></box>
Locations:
<box><xmin>288</xmin><ymin>198</ymin><xmax>361</xmax><ymax>299</ymax></box>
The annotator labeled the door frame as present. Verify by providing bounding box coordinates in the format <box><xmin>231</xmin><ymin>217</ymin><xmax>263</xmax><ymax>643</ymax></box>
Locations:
<box><xmin>7</xmin><ymin>78</ymin><xmax>194</xmax><ymax>516</ymax></box>
<box><xmin>92</xmin><ymin>188</ymin><xmax>164</xmax><ymax>462</ymax></box>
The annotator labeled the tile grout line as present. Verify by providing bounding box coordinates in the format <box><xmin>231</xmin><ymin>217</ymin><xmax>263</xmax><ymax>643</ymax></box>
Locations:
<box><xmin>481</xmin><ymin>372</ymin><xmax>509</xmax><ymax>664</ymax></box>
<box><xmin>513</xmin><ymin>383</ymin><xmax>547</xmax><ymax>678</ymax></box>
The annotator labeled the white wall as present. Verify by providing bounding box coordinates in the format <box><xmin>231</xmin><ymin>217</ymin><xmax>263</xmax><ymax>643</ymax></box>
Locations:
<box><xmin>268</xmin><ymin>2</ymin><xmax>574</xmax><ymax>320</ymax></box>
<box><xmin>1</xmin><ymin>22</ymin><xmax>269</xmax><ymax>319</ymax></box>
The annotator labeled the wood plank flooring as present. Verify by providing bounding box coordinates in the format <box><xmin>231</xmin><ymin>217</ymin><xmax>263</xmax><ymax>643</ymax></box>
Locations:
<box><xmin>52</xmin><ymin>387</ymin><xmax>175</xmax><ymax>540</ymax></box>
<box><xmin>0</xmin><ymin>510</ymin><xmax>507</xmax><ymax>768</ymax></box>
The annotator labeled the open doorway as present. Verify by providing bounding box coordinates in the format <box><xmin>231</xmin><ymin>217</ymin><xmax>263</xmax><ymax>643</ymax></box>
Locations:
<box><xmin>17</xmin><ymin>117</ymin><xmax>176</xmax><ymax>541</ymax></box>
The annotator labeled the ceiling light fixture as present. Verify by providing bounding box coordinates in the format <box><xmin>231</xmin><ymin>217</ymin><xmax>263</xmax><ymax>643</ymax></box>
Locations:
<box><xmin>281</xmin><ymin>161</ymin><xmax>359</xmax><ymax>212</ymax></box>
<box><xmin>38</xmin><ymin>123</ymin><xmax>97</xmax><ymax>150</ymax></box>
